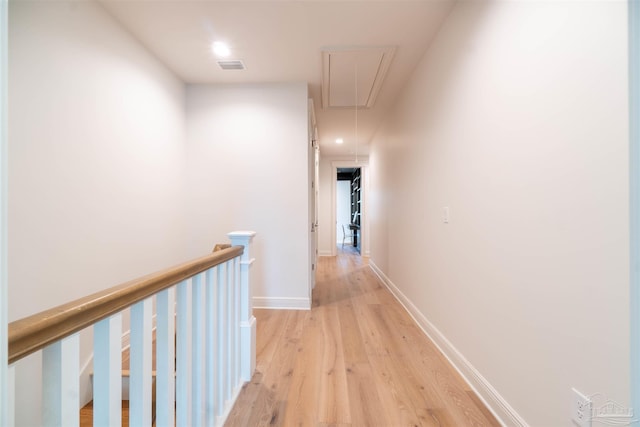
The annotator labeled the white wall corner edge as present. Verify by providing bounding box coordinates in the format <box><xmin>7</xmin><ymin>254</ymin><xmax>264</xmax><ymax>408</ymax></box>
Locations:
<box><xmin>368</xmin><ymin>261</ymin><xmax>529</xmax><ymax>427</ymax></box>
<box><xmin>252</xmin><ymin>296</ymin><xmax>311</xmax><ymax>310</ymax></box>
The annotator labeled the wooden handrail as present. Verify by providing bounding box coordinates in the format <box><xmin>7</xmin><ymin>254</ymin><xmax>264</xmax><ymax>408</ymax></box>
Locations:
<box><xmin>8</xmin><ymin>245</ymin><xmax>244</xmax><ymax>365</ymax></box>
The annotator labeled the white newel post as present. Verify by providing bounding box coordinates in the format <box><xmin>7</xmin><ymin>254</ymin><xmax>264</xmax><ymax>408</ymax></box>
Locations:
<box><xmin>227</xmin><ymin>231</ymin><xmax>256</xmax><ymax>382</ymax></box>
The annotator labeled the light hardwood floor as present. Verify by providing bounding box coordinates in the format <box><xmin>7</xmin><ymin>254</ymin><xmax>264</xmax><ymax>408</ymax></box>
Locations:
<box><xmin>225</xmin><ymin>247</ymin><xmax>500</xmax><ymax>427</ymax></box>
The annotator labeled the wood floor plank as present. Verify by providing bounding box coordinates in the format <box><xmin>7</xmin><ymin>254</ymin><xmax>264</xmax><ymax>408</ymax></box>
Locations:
<box><xmin>317</xmin><ymin>306</ymin><xmax>351</xmax><ymax>424</ymax></box>
<box><xmin>373</xmin><ymin>277</ymin><xmax>500</xmax><ymax>426</ymax></box>
<box><xmin>281</xmin><ymin>310</ymin><xmax>321</xmax><ymax>427</ymax></box>
<box><xmin>467</xmin><ymin>390</ymin><xmax>501</xmax><ymax>425</ymax></box>
<box><xmin>337</xmin><ymin>303</ymin><xmax>368</xmax><ymax>364</ymax></box>
<box><xmin>344</xmin><ymin>362</ymin><xmax>391</xmax><ymax>427</ymax></box>
<box><xmin>367</xmin><ymin>354</ymin><xmax>426</xmax><ymax>427</ymax></box>
<box><xmin>352</xmin><ymin>302</ymin><xmax>393</xmax><ymax>357</ymax></box>
<box><xmin>255</xmin><ymin>309</ymin><xmax>288</xmax><ymax>370</ymax></box>
<box><xmin>225</xmin><ymin>246</ymin><xmax>501</xmax><ymax>427</ymax></box>
<box><xmin>258</xmin><ymin>310</ymin><xmax>308</xmax><ymax>426</ymax></box>
<box><xmin>228</xmin><ymin>311</ymin><xmax>301</xmax><ymax>426</ymax></box>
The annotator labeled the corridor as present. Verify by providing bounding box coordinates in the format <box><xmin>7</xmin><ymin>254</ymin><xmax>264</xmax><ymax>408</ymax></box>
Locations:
<box><xmin>225</xmin><ymin>250</ymin><xmax>500</xmax><ymax>426</ymax></box>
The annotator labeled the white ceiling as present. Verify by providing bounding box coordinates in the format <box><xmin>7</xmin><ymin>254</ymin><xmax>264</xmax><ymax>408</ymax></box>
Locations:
<box><xmin>100</xmin><ymin>0</ymin><xmax>454</xmax><ymax>157</ymax></box>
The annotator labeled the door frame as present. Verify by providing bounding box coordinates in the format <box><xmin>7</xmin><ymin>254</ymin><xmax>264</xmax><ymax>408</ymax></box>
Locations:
<box><xmin>308</xmin><ymin>100</ymin><xmax>319</xmax><ymax>295</ymax></box>
<box><xmin>331</xmin><ymin>160</ymin><xmax>369</xmax><ymax>257</ymax></box>
<box><xmin>1</xmin><ymin>0</ymin><xmax>9</xmax><ymax>423</ymax></box>
<box><xmin>629</xmin><ymin>0</ymin><xmax>639</xmax><ymax>417</ymax></box>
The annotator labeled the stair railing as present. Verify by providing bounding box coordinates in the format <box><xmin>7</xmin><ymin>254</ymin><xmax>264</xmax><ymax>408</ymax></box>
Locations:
<box><xmin>6</xmin><ymin>230</ymin><xmax>257</xmax><ymax>427</ymax></box>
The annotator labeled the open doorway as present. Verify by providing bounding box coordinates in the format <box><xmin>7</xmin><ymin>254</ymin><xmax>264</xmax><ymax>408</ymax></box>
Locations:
<box><xmin>336</xmin><ymin>167</ymin><xmax>361</xmax><ymax>253</ymax></box>
<box><xmin>330</xmin><ymin>160</ymin><xmax>368</xmax><ymax>257</ymax></box>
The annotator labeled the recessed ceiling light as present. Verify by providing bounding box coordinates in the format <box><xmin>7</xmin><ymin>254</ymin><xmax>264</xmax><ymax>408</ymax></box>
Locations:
<box><xmin>335</xmin><ymin>138</ymin><xmax>344</xmax><ymax>144</ymax></box>
<box><xmin>212</xmin><ymin>41</ymin><xmax>231</xmax><ymax>57</ymax></box>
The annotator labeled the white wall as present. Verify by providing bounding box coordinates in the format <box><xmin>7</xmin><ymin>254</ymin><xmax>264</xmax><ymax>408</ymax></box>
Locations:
<box><xmin>8</xmin><ymin>1</ymin><xmax>187</xmax><ymax>424</ymax></box>
<box><xmin>369</xmin><ymin>1</ymin><xmax>629</xmax><ymax>426</ymax></box>
<box><xmin>185</xmin><ymin>83</ymin><xmax>310</xmax><ymax>309</ymax></box>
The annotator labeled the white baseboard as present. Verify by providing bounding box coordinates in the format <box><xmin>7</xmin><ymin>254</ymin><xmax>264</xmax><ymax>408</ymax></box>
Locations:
<box><xmin>319</xmin><ymin>249</ymin><xmax>369</xmax><ymax>257</ymax></box>
<box><xmin>218</xmin><ymin>383</ymin><xmax>244</xmax><ymax>426</ymax></box>
<box><xmin>252</xmin><ymin>296</ymin><xmax>311</xmax><ymax>310</ymax></box>
<box><xmin>368</xmin><ymin>261</ymin><xmax>528</xmax><ymax>427</ymax></box>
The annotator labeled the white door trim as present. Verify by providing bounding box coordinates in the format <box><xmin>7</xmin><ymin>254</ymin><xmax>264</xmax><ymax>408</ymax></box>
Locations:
<box><xmin>331</xmin><ymin>160</ymin><xmax>369</xmax><ymax>257</ymax></box>
<box><xmin>629</xmin><ymin>0</ymin><xmax>640</xmax><ymax>417</ymax></box>
<box><xmin>308</xmin><ymin>99</ymin><xmax>319</xmax><ymax>295</ymax></box>
<box><xmin>0</xmin><ymin>0</ymin><xmax>9</xmax><ymax>422</ymax></box>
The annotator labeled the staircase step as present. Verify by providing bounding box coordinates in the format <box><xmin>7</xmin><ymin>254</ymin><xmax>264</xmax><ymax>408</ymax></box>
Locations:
<box><xmin>80</xmin><ymin>399</ymin><xmax>157</xmax><ymax>427</ymax></box>
<box><xmin>82</xmin><ymin>330</ymin><xmax>167</xmax><ymax>425</ymax></box>
<box><xmin>79</xmin><ymin>400</ymin><xmax>130</xmax><ymax>427</ymax></box>
<box><xmin>120</xmin><ymin>369</ymin><xmax>158</xmax><ymax>378</ymax></box>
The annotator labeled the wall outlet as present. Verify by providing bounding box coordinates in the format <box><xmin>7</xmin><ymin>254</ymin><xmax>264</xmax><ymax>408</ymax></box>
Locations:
<box><xmin>571</xmin><ymin>388</ymin><xmax>592</xmax><ymax>427</ymax></box>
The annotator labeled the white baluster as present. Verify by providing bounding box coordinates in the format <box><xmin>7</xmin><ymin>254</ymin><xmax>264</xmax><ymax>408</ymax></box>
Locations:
<box><xmin>226</xmin><ymin>259</ymin><xmax>237</xmax><ymax>399</ymax></box>
<box><xmin>234</xmin><ymin>257</ymin><xmax>241</xmax><ymax>389</ymax></box>
<box><xmin>130</xmin><ymin>298</ymin><xmax>152</xmax><ymax>426</ymax></box>
<box><xmin>204</xmin><ymin>267</ymin><xmax>217</xmax><ymax>426</ymax></box>
<box><xmin>176</xmin><ymin>280</ymin><xmax>191</xmax><ymax>426</ymax></box>
<box><xmin>227</xmin><ymin>231</ymin><xmax>257</xmax><ymax>382</ymax></box>
<box><xmin>94</xmin><ymin>314</ymin><xmax>122</xmax><ymax>427</ymax></box>
<box><xmin>192</xmin><ymin>273</ymin><xmax>204</xmax><ymax>426</ymax></box>
<box><xmin>7</xmin><ymin>365</ymin><xmax>15</xmax><ymax>427</ymax></box>
<box><xmin>226</xmin><ymin>260</ymin><xmax>233</xmax><ymax>401</ymax></box>
<box><xmin>156</xmin><ymin>287</ymin><xmax>175</xmax><ymax>427</ymax></box>
<box><xmin>42</xmin><ymin>334</ymin><xmax>79</xmax><ymax>427</ymax></box>
<box><xmin>216</xmin><ymin>263</ymin><xmax>226</xmax><ymax>415</ymax></box>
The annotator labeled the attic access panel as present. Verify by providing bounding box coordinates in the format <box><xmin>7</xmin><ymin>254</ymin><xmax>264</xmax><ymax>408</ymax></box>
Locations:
<box><xmin>321</xmin><ymin>46</ymin><xmax>395</xmax><ymax>109</ymax></box>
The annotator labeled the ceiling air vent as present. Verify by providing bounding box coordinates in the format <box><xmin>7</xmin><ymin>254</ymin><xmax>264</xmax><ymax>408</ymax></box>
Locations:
<box><xmin>217</xmin><ymin>60</ymin><xmax>246</xmax><ymax>70</ymax></box>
